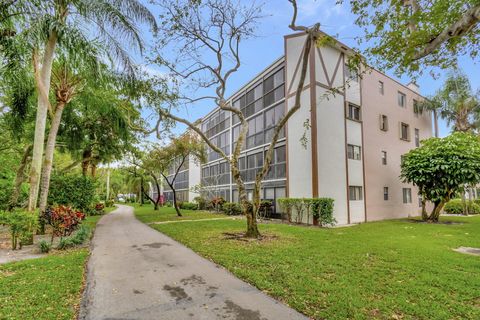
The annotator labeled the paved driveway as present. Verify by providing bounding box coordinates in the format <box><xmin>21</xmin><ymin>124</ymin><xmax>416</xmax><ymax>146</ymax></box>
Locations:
<box><xmin>79</xmin><ymin>205</ymin><xmax>308</xmax><ymax>320</ymax></box>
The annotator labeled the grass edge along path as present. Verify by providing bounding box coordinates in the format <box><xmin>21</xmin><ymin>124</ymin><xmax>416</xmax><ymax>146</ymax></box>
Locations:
<box><xmin>140</xmin><ymin>208</ymin><xmax>480</xmax><ymax>320</ymax></box>
<box><xmin>0</xmin><ymin>214</ymin><xmax>105</xmax><ymax>320</ymax></box>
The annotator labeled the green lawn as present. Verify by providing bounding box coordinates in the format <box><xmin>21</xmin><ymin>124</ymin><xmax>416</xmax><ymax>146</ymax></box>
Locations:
<box><xmin>133</xmin><ymin>203</ymin><xmax>227</xmax><ymax>224</ymax></box>
<box><xmin>0</xmin><ymin>215</ymin><xmax>101</xmax><ymax>320</ymax></box>
<box><xmin>147</xmin><ymin>210</ymin><xmax>480</xmax><ymax>320</ymax></box>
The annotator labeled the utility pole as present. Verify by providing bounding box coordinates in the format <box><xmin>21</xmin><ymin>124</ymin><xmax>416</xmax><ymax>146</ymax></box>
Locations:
<box><xmin>106</xmin><ymin>164</ymin><xmax>111</xmax><ymax>202</ymax></box>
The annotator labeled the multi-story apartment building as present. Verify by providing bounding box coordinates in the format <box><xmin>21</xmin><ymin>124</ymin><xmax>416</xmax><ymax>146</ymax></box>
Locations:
<box><xmin>160</xmin><ymin>31</ymin><xmax>433</xmax><ymax>225</ymax></box>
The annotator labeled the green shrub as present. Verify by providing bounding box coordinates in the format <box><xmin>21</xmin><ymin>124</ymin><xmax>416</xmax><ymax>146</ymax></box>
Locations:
<box><xmin>180</xmin><ymin>202</ymin><xmax>198</xmax><ymax>210</ymax></box>
<box><xmin>57</xmin><ymin>225</ymin><xmax>91</xmax><ymax>250</ymax></box>
<box><xmin>444</xmin><ymin>199</ymin><xmax>480</xmax><ymax>215</ymax></box>
<box><xmin>278</xmin><ymin>197</ymin><xmax>335</xmax><ymax>226</ymax></box>
<box><xmin>222</xmin><ymin>202</ymin><xmax>242</xmax><ymax>215</ymax></box>
<box><xmin>39</xmin><ymin>240</ymin><xmax>51</xmax><ymax>253</ymax></box>
<box><xmin>48</xmin><ymin>174</ymin><xmax>97</xmax><ymax>213</ymax></box>
<box><xmin>165</xmin><ymin>201</ymin><xmax>172</xmax><ymax>207</ymax></box>
<box><xmin>311</xmin><ymin>198</ymin><xmax>336</xmax><ymax>226</ymax></box>
<box><xmin>0</xmin><ymin>210</ymin><xmax>38</xmax><ymax>250</ymax></box>
<box><xmin>193</xmin><ymin>196</ymin><xmax>206</xmax><ymax>210</ymax></box>
<box><xmin>105</xmin><ymin>199</ymin><xmax>114</xmax><ymax>207</ymax></box>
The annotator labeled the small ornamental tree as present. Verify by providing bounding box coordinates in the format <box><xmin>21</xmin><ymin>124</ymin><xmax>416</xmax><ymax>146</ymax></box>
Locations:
<box><xmin>146</xmin><ymin>133</ymin><xmax>206</xmax><ymax>216</ymax></box>
<box><xmin>401</xmin><ymin>132</ymin><xmax>480</xmax><ymax>222</ymax></box>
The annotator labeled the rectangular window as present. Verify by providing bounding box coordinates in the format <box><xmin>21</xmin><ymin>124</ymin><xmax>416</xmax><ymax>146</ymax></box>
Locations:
<box><xmin>379</xmin><ymin>114</ymin><xmax>388</xmax><ymax>131</ymax></box>
<box><xmin>347</xmin><ymin>103</ymin><xmax>361</xmax><ymax>121</ymax></box>
<box><xmin>379</xmin><ymin>81</ymin><xmax>384</xmax><ymax>95</ymax></box>
<box><xmin>414</xmin><ymin>128</ymin><xmax>420</xmax><ymax>147</ymax></box>
<box><xmin>384</xmin><ymin>187</ymin><xmax>389</xmax><ymax>201</ymax></box>
<box><xmin>347</xmin><ymin>144</ymin><xmax>361</xmax><ymax>160</ymax></box>
<box><xmin>413</xmin><ymin>99</ymin><xmax>421</xmax><ymax>117</ymax></box>
<box><xmin>400</xmin><ymin>122</ymin><xmax>410</xmax><ymax>141</ymax></box>
<box><xmin>398</xmin><ymin>91</ymin><xmax>406</xmax><ymax>107</ymax></box>
<box><xmin>382</xmin><ymin>151</ymin><xmax>387</xmax><ymax>165</ymax></box>
<box><xmin>418</xmin><ymin>195</ymin><xmax>423</xmax><ymax>208</ymax></box>
<box><xmin>403</xmin><ymin>188</ymin><xmax>412</xmax><ymax>203</ymax></box>
<box><xmin>349</xmin><ymin>186</ymin><xmax>363</xmax><ymax>201</ymax></box>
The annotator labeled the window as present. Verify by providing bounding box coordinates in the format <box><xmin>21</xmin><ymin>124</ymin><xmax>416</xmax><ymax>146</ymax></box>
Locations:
<box><xmin>384</xmin><ymin>187</ymin><xmax>389</xmax><ymax>201</ymax></box>
<box><xmin>347</xmin><ymin>103</ymin><xmax>361</xmax><ymax>121</ymax></box>
<box><xmin>349</xmin><ymin>186</ymin><xmax>363</xmax><ymax>201</ymax></box>
<box><xmin>379</xmin><ymin>81</ymin><xmax>384</xmax><ymax>95</ymax></box>
<box><xmin>418</xmin><ymin>195</ymin><xmax>423</xmax><ymax>208</ymax></box>
<box><xmin>413</xmin><ymin>99</ymin><xmax>421</xmax><ymax>117</ymax></box>
<box><xmin>398</xmin><ymin>91</ymin><xmax>406</xmax><ymax>107</ymax></box>
<box><xmin>403</xmin><ymin>188</ymin><xmax>412</xmax><ymax>203</ymax></box>
<box><xmin>347</xmin><ymin>144</ymin><xmax>361</xmax><ymax>160</ymax></box>
<box><xmin>400</xmin><ymin>122</ymin><xmax>410</xmax><ymax>141</ymax></box>
<box><xmin>381</xmin><ymin>151</ymin><xmax>387</xmax><ymax>165</ymax></box>
<box><xmin>400</xmin><ymin>155</ymin><xmax>405</xmax><ymax>165</ymax></box>
<box><xmin>379</xmin><ymin>114</ymin><xmax>388</xmax><ymax>131</ymax></box>
<box><xmin>414</xmin><ymin>128</ymin><xmax>420</xmax><ymax>147</ymax></box>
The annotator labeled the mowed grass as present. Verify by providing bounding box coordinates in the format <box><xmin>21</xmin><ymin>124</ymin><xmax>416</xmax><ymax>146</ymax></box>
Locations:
<box><xmin>0</xmin><ymin>215</ymin><xmax>101</xmax><ymax>320</ymax></box>
<box><xmin>148</xmin><ymin>211</ymin><xmax>480</xmax><ymax>320</ymax></box>
<box><xmin>133</xmin><ymin>203</ymin><xmax>227</xmax><ymax>224</ymax></box>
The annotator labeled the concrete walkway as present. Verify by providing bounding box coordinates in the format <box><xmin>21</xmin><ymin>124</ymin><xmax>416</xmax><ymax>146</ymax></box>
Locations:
<box><xmin>79</xmin><ymin>205</ymin><xmax>307</xmax><ymax>320</ymax></box>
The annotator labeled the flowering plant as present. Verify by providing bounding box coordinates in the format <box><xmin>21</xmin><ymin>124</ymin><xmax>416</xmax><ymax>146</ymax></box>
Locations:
<box><xmin>43</xmin><ymin>205</ymin><xmax>85</xmax><ymax>242</ymax></box>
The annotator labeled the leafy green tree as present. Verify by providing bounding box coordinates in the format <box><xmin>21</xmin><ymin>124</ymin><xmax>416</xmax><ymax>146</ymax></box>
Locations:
<box><xmin>1</xmin><ymin>0</ymin><xmax>156</xmax><ymax>211</ymax></box>
<box><xmin>345</xmin><ymin>0</ymin><xmax>480</xmax><ymax>75</ymax></box>
<box><xmin>401</xmin><ymin>132</ymin><xmax>480</xmax><ymax>222</ymax></box>
<box><xmin>146</xmin><ymin>133</ymin><xmax>206</xmax><ymax>216</ymax></box>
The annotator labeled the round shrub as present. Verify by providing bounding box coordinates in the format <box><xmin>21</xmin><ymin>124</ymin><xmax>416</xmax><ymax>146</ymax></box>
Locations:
<box><xmin>444</xmin><ymin>199</ymin><xmax>480</xmax><ymax>215</ymax></box>
<box><xmin>180</xmin><ymin>202</ymin><xmax>198</xmax><ymax>210</ymax></box>
<box><xmin>222</xmin><ymin>202</ymin><xmax>242</xmax><ymax>215</ymax></box>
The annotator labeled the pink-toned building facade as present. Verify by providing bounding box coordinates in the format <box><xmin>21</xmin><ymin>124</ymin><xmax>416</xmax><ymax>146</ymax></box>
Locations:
<box><xmin>164</xmin><ymin>31</ymin><xmax>434</xmax><ymax>225</ymax></box>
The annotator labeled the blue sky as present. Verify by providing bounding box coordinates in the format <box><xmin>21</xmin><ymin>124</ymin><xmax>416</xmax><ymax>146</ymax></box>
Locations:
<box><xmin>138</xmin><ymin>0</ymin><xmax>480</xmax><ymax>139</ymax></box>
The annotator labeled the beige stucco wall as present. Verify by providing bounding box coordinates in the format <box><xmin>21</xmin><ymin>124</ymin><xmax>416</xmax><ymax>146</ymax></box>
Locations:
<box><xmin>361</xmin><ymin>69</ymin><xmax>433</xmax><ymax>221</ymax></box>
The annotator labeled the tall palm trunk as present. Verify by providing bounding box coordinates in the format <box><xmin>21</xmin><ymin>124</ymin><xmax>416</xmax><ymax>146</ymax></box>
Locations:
<box><xmin>28</xmin><ymin>32</ymin><xmax>58</xmax><ymax>211</ymax></box>
<box><xmin>38</xmin><ymin>102</ymin><xmax>66</xmax><ymax>217</ymax></box>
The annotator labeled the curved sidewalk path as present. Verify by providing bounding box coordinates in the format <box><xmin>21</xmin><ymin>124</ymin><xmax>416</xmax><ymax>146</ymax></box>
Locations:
<box><xmin>79</xmin><ymin>205</ymin><xmax>307</xmax><ymax>320</ymax></box>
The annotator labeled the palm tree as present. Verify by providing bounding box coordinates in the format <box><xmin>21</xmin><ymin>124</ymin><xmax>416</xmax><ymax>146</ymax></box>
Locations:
<box><xmin>419</xmin><ymin>69</ymin><xmax>480</xmax><ymax>133</ymax></box>
<box><xmin>2</xmin><ymin>0</ymin><xmax>157</xmax><ymax>211</ymax></box>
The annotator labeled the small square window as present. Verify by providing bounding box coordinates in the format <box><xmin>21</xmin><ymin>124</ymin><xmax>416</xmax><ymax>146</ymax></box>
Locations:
<box><xmin>347</xmin><ymin>103</ymin><xmax>361</xmax><ymax>121</ymax></box>
<box><xmin>349</xmin><ymin>186</ymin><xmax>363</xmax><ymax>201</ymax></box>
<box><xmin>347</xmin><ymin>144</ymin><xmax>361</xmax><ymax>160</ymax></box>
<box><xmin>379</xmin><ymin>81</ymin><xmax>384</xmax><ymax>95</ymax></box>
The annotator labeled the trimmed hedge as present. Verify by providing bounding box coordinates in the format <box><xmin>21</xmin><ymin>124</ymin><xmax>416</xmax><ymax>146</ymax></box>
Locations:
<box><xmin>444</xmin><ymin>199</ymin><xmax>480</xmax><ymax>215</ymax></box>
<box><xmin>222</xmin><ymin>202</ymin><xmax>242</xmax><ymax>215</ymax></box>
<box><xmin>179</xmin><ymin>202</ymin><xmax>198</xmax><ymax>210</ymax></box>
<box><xmin>48</xmin><ymin>174</ymin><xmax>97</xmax><ymax>214</ymax></box>
<box><xmin>278</xmin><ymin>198</ymin><xmax>335</xmax><ymax>226</ymax></box>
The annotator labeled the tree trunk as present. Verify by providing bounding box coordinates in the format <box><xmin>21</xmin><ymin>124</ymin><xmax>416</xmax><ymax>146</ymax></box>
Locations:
<box><xmin>421</xmin><ymin>198</ymin><xmax>428</xmax><ymax>221</ymax></box>
<box><xmin>82</xmin><ymin>150</ymin><xmax>92</xmax><ymax>176</ymax></box>
<box><xmin>38</xmin><ymin>103</ymin><xmax>65</xmax><ymax>215</ymax></box>
<box><xmin>9</xmin><ymin>145</ymin><xmax>33</xmax><ymax>210</ymax></box>
<box><xmin>28</xmin><ymin>32</ymin><xmax>58</xmax><ymax>211</ymax></box>
<box><xmin>172</xmin><ymin>187</ymin><xmax>182</xmax><ymax>216</ymax></box>
<box><xmin>428</xmin><ymin>200</ymin><xmax>446</xmax><ymax>222</ymax></box>
<box><xmin>38</xmin><ymin>102</ymin><xmax>65</xmax><ymax>234</ymax></box>
<box><xmin>90</xmin><ymin>162</ymin><xmax>97</xmax><ymax>177</ymax></box>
